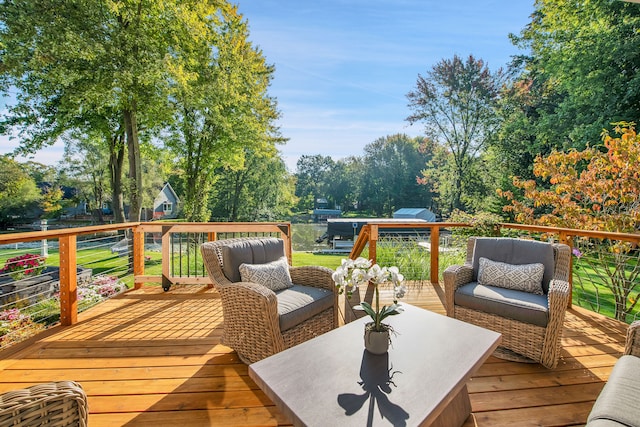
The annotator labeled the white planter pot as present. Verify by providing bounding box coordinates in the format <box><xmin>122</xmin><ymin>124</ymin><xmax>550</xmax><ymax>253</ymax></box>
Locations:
<box><xmin>364</xmin><ymin>322</ymin><xmax>390</xmax><ymax>355</ymax></box>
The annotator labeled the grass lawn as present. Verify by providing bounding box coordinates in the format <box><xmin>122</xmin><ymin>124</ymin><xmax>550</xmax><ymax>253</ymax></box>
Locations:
<box><xmin>291</xmin><ymin>252</ymin><xmax>344</xmax><ymax>269</ymax></box>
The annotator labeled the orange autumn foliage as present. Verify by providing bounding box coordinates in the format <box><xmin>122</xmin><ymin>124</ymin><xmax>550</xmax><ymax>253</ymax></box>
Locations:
<box><xmin>499</xmin><ymin>122</ymin><xmax>640</xmax><ymax>233</ymax></box>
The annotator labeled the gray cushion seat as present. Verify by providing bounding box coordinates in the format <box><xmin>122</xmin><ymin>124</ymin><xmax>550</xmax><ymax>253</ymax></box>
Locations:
<box><xmin>220</xmin><ymin>238</ymin><xmax>333</xmax><ymax>331</ymax></box>
<box><xmin>277</xmin><ymin>285</ymin><xmax>334</xmax><ymax>332</ymax></box>
<box><xmin>455</xmin><ymin>282</ymin><xmax>549</xmax><ymax>327</ymax></box>
<box><xmin>587</xmin><ymin>355</ymin><xmax>640</xmax><ymax>427</ymax></box>
<box><xmin>455</xmin><ymin>238</ymin><xmax>555</xmax><ymax>328</ymax></box>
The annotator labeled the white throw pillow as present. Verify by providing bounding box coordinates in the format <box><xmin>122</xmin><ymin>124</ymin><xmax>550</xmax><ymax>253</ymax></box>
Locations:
<box><xmin>239</xmin><ymin>256</ymin><xmax>294</xmax><ymax>291</ymax></box>
<box><xmin>477</xmin><ymin>257</ymin><xmax>545</xmax><ymax>295</ymax></box>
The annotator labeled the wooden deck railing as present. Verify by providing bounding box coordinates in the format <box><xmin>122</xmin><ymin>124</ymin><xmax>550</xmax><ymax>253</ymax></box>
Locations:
<box><xmin>133</xmin><ymin>222</ymin><xmax>291</xmax><ymax>289</ymax></box>
<box><xmin>2</xmin><ymin>219</ymin><xmax>639</xmax><ymax>332</ymax></box>
<box><xmin>0</xmin><ymin>222</ymin><xmax>291</xmax><ymax>328</ymax></box>
<box><xmin>351</xmin><ymin>222</ymin><xmax>640</xmax><ymax>319</ymax></box>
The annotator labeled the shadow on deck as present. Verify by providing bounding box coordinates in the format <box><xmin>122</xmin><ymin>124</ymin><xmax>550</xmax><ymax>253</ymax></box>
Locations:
<box><xmin>0</xmin><ymin>283</ymin><xmax>627</xmax><ymax>426</ymax></box>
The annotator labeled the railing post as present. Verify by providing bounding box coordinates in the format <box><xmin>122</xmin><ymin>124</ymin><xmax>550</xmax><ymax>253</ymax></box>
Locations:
<box><xmin>161</xmin><ymin>225</ymin><xmax>172</xmax><ymax>291</ymax></box>
<box><xmin>369</xmin><ymin>225</ymin><xmax>378</xmax><ymax>264</ymax></box>
<box><xmin>347</xmin><ymin>225</ymin><xmax>380</xmax><ymax>324</ymax></box>
<box><xmin>559</xmin><ymin>232</ymin><xmax>573</xmax><ymax>308</ymax></box>
<box><xmin>279</xmin><ymin>224</ymin><xmax>292</xmax><ymax>265</ymax></box>
<box><xmin>133</xmin><ymin>227</ymin><xmax>145</xmax><ymax>290</ymax></box>
<box><xmin>59</xmin><ymin>235</ymin><xmax>77</xmax><ymax>326</ymax></box>
<box><xmin>430</xmin><ymin>226</ymin><xmax>440</xmax><ymax>285</ymax></box>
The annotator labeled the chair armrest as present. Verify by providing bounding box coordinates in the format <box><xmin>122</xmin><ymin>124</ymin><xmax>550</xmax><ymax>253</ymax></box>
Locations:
<box><xmin>625</xmin><ymin>321</ymin><xmax>640</xmax><ymax>357</ymax></box>
<box><xmin>547</xmin><ymin>279</ymin><xmax>570</xmax><ymax>320</ymax></box>
<box><xmin>290</xmin><ymin>265</ymin><xmax>337</xmax><ymax>293</ymax></box>
<box><xmin>216</xmin><ymin>280</ymin><xmax>278</xmax><ymax>310</ymax></box>
<box><xmin>216</xmin><ymin>281</ymin><xmax>281</xmax><ymax>330</ymax></box>
<box><xmin>443</xmin><ymin>264</ymin><xmax>473</xmax><ymax>317</ymax></box>
<box><xmin>0</xmin><ymin>381</ymin><xmax>88</xmax><ymax>427</ymax></box>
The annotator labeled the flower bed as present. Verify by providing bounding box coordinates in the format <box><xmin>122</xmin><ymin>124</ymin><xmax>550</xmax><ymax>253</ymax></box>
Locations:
<box><xmin>1</xmin><ymin>253</ymin><xmax>45</xmax><ymax>280</ymax></box>
<box><xmin>76</xmin><ymin>275</ymin><xmax>127</xmax><ymax>307</ymax></box>
<box><xmin>0</xmin><ymin>308</ymin><xmax>44</xmax><ymax>350</ymax></box>
<box><xmin>1</xmin><ymin>275</ymin><xmax>127</xmax><ymax>350</ymax></box>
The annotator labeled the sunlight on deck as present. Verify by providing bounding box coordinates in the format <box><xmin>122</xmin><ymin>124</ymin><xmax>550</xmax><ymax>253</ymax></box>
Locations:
<box><xmin>0</xmin><ymin>283</ymin><xmax>628</xmax><ymax>427</ymax></box>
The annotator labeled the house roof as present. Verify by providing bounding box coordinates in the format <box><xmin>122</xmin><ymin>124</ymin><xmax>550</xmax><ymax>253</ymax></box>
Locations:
<box><xmin>155</xmin><ymin>182</ymin><xmax>180</xmax><ymax>204</ymax></box>
<box><xmin>393</xmin><ymin>208</ymin><xmax>436</xmax><ymax>221</ymax></box>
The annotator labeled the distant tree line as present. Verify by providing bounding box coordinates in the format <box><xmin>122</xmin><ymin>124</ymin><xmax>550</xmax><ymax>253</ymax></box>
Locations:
<box><xmin>293</xmin><ymin>134</ymin><xmax>435</xmax><ymax>217</ymax></box>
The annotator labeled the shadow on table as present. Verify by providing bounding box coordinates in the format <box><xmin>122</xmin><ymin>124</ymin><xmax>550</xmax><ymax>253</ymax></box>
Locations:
<box><xmin>337</xmin><ymin>351</ymin><xmax>410</xmax><ymax>427</ymax></box>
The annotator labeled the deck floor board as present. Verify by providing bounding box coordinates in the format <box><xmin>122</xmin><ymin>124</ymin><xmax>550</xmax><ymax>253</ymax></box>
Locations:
<box><xmin>0</xmin><ymin>284</ymin><xmax>627</xmax><ymax>426</ymax></box>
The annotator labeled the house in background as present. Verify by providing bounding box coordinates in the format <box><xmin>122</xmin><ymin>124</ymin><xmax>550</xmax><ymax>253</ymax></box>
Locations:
<box><xmin>312</xmin><ymin>197</ymin><xmax>341</xmax><ymax>222</ymax></box>
<box><xmin>393</xmin><ymin>207</ymin><xmax>437</xmax><ymax>222</ymax></box>
<box><xmin>313</xmin><ymin>208</ymin><xmax>342</xmax><ymax>222</ymax></box>
<box><xmin>153</xmin><ymin>183</ymin><xmax>180</xmax><ymax>219</ymax></box>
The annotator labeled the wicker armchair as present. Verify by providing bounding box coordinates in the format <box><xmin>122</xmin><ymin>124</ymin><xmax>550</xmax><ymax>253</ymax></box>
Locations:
<box><xmin>0</xmin><ymin>381</ymin><xmax>88</xmax><ymax>427</ymax></box>
<box><xmin>201</xmin><ymin>237</ymin><xmax>338</xmax><ymax>364</ymax></box>
<box><xmin>625</xmin><ymin>320</ymin><xmax>640</xmax><ymax>357</ymax></box>
<box><xmin>444</xmin><ymin>237</ymin><xmax>571</xmax><ymax>369</ymax></box>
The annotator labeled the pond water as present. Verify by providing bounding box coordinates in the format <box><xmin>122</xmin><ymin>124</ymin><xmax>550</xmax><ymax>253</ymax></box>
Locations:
<box><xmin>291</xmin><ymin>223</ymin><xmax>331</xmax><ymax>252</ymax></box>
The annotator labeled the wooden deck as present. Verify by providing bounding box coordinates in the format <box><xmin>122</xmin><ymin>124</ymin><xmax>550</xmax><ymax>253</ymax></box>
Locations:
<box><xmin>0</xmin><ymin>283</ymin><xmax>628</xmax><ymax>427</ymax></box>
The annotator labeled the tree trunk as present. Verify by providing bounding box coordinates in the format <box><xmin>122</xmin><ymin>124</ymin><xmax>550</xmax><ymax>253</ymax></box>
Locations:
<box><xmin>91</xmin><ymin>172</ymin><xmax>104</xmax><ymax>223</ymax></box>
<box><xmin>124</xmin><ymin>107</ymin><xmax>142</xmax><ymax>222</ymax></box>
<box><xmin>452</xmin><ymin>174</ymin><xmax>463</xmax><ymax>211</ymax></box>
<box><xmin>230</xmin><ymin>169</ymin><xmax>249</xmax><ymax>222</ymax></box>
<box><xmin>109</xmin><ymin>133</ymin><xmax>126</xmax><ymax>223</ymax></box>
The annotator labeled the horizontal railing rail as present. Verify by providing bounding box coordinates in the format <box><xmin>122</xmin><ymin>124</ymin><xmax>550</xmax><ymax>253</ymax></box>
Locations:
<box><xmin>0</xmin><ymin>222</ymin><xmax>291</xmax><ymax>336</ymax></box>
<box><xmin>350</xmin><ymin>221</ymin><xmax>640</xmax><ymax>322</ymax></box>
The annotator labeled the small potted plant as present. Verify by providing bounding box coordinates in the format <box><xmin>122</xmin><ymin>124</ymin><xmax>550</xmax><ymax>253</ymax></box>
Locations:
<box><xmin>332</xmin><ymin>257</ymin><xmax>406</xmax><ymax>354</ymax></box>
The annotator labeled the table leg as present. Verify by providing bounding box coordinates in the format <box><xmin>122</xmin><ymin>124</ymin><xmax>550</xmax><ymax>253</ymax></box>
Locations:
<box><xmin>428</xmin><ymin>384</ymin><xmax>472</xmax><ymax>427</ymax></box>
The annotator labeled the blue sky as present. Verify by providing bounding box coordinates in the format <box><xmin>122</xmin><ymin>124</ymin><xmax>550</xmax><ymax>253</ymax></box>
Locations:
<box><xmin>0</xmin><ymin>0</ymin><xmax>534</xmax><ymax>171</ymax></box>
<box><xmin>236</xmin><ymin>0</ymin><xmax>534</xmax><ymax>171</ymax></box>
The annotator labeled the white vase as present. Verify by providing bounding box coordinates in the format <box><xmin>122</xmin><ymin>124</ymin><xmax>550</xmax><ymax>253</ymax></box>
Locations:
<box><xmin>364</xmin><ymin>322</ymin><xmax>390</xmax><ymax>354</ymax></box>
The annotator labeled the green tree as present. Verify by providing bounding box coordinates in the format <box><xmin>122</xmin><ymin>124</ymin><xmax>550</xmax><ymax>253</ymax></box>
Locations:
<box><xmin>210</xmin><ymin>150</ymin><xmax>295</xmax><ymax>222</ymax></box>
<box><xmin>169</xmin><ymin>5</ymin><xmax>281</xmax><ymax>222</ymax></box>
<box><xmin>61</xmin><ymin>135</ymin><xmax>110</xmax><ymax>222</ymax></box>
<box><xmin>360</xmin><ymin>134</ymin><xmax>433</xmax><ymax>217</ymax></box>
<box><xmin>0</xmin><ymin>0</ymin><xmax>219</xmax><ymax>222</ymax></box>
<box><xmin>510</xmin><ymin>0</ymin><xmax>640</xmax><ymax>150</ymax></box>
<box><xmin>327</xmin><ymin>156</ymin><xmax>364</xmax><ymax>213</ymax></box>
<box><xmin>22</xmin><ymin>162</ymin><xmax>57</xmax><ymax>184</ymax></box>
<box><xmin>407</xmin><ymin>55</ymin><xmax>504</xmax><ymax>213</ymax></box>
<box><xmin>294</xmin><ymin>155</ymin><xmax>336</xmax><ymax>212</ymax></box>
<box><xmin>40</xmin><ymin>186</ymin><xmax>64</xmax><ymax>219</ymax></box>
<box><xmin>0</xmin><ymin>156</ymin><xmax>40</xmax><ymax>227</ymax></box>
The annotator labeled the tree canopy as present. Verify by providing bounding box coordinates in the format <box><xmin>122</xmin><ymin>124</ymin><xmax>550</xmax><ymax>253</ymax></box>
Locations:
<box><xmin>0</xmin><ymin>0</ymin><xmax>272</xmax><ymax>222</ymax></box>
<box><xmin>500</xmin><ymin>123</ymin><xmax>640</xmax><ymax>233</ymax></box>
<box><xmin>509</xmin><ymin>0</ymin><xmax>640</xmax><ymax>150</ymax></box>
<box><xmin>407</xmin><ymin>54</ymin><xmax>504</xmax><ymax>214</ymax></box>
<box><xmin>168</xmin><ymin>5</ymin><xmax>282</xmax><ymax>221</ymax></box>
<box><xmin>0</xmin><ymin>156</ymin><xmax>40</xmax><ymax>227</ymax></box>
